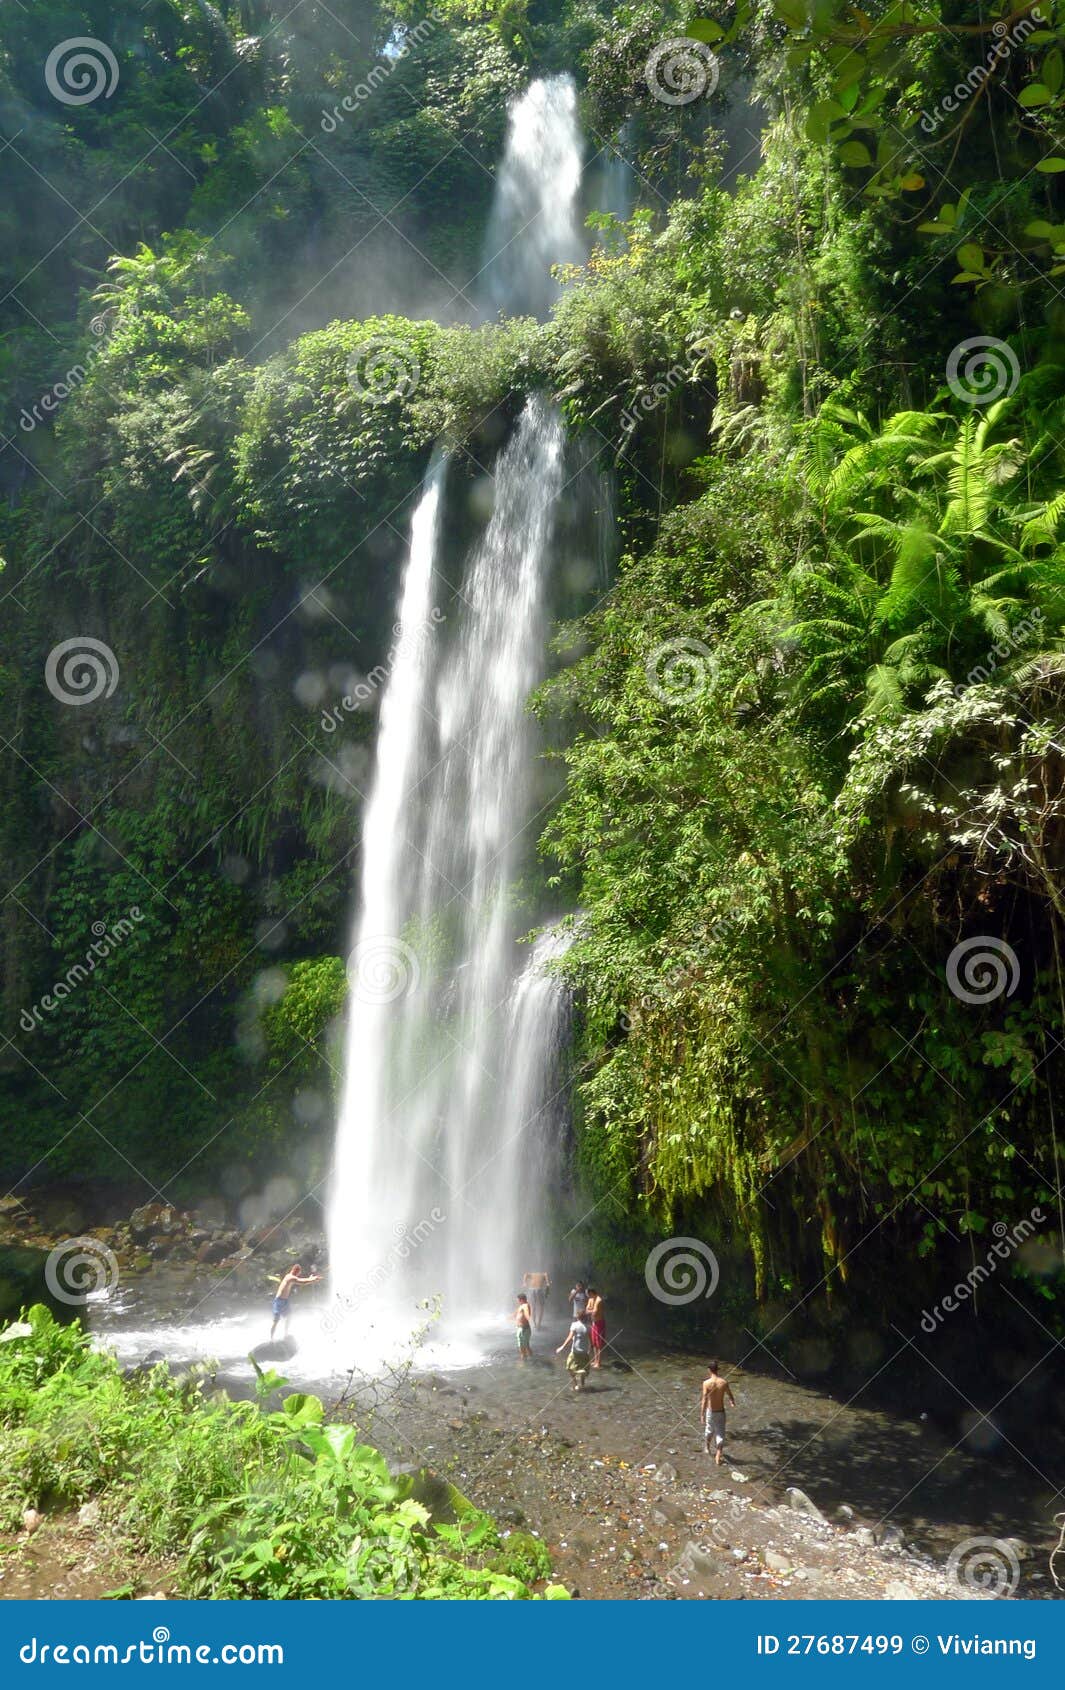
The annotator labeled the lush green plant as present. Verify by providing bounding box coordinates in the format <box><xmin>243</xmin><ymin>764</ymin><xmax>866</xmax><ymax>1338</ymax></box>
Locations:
<box><xmin>0</xmin><ymin>1308</ymin><xmax>566</xmax><ymax>1600</ymax></box>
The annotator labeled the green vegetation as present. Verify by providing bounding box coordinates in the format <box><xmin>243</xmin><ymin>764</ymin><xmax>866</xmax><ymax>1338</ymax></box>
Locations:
<box><xmin>0</xmin><ymin>1307</ymin><xmax>564</xmax><ymax>1597</ymax></box>
<box><xmin>2</xmin><ymin>0</ymin><xmax>1064</xmax><ymax>1330</ymax></box>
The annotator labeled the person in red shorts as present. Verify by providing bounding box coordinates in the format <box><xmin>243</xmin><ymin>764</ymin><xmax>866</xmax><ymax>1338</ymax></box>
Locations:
<box><xmin>585</xmin><ymin>1286</ymin><xmax>606</xmax><ymax>1369</ymax></box>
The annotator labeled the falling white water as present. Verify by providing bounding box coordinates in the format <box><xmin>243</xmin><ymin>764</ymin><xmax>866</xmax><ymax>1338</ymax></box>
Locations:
<box><xmin>481</xmin><ymin>74</ymin><xmax>585</xmax><ymax>321</ymax></box>
<box><xmin>327</xmin><ymin>76</ymin><xmax>585</xmax><ymax>1354</ymax></box>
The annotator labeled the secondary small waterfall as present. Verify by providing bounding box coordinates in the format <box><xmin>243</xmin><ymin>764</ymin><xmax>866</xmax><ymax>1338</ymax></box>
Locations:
<box><xmin>328</xmin><ymin>75</ymin><xmax>584</xmax><ymax>1342</ymax></box>
<box><xmin>481</xmin><ymin>75</ymin><xmax>584</xmax><ymax>320</ymax></box>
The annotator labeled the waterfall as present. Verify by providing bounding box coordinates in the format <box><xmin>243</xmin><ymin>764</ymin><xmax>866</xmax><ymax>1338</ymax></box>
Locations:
<box><xmin>327</xmin><ymin>75</ymin><xmax>584</xmax><ymax>1346</ymax></box>
<box><xmin>481</xmin><ymin>75</ymin><xmax>584</xmax><ymax>321</ymax></box>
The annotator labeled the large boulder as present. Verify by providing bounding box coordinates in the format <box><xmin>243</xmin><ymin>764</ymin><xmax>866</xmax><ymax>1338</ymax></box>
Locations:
<box><xmin>0</xmin><ymin>1246</ymin><xmax>78</xmax><ymax>1326</ymax></box>
<box><xmin>390</xmin><ymin>1465</ymin><xmax>478</xmax><ymax>1525</ymax></box>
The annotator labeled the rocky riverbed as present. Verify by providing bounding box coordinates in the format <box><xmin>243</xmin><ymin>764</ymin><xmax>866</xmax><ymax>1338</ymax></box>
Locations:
<box><xmin>1</xmin><ymin>1190</ymin><xmax>1061</xmax><ymax>1603</ymax></box>
<box><xmin>367</xmin><ymin>1313</ymin><xmax>1059</xmax><ymax>1602</ymax></box>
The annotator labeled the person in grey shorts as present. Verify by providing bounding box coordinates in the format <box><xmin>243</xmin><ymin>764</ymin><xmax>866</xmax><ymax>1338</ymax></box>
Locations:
<box><xmin>701</xmin><ymin>1359</ymin><xmax>736</xmax><ymax>1465</ymax></box>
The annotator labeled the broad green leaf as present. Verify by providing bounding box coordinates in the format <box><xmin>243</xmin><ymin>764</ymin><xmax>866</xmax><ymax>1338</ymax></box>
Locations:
<box><xmin>1035</xmin><ymin>156</ymin><xmax>1065</xmax><ymax>172</ymax></box>
<box><xmin>1018</xmin><ymin>83</ymin><xmax>1054</xmax><ymax>107</ymax></box>
<box><xmin>839</xmin><ymin>139</ymin><xmax>873</xmax><ymax>166</ymax></box>
<box><xmin>687</xmin><ymin>18</ymin><xmax>724</xmax><ymax>43</ymax></box>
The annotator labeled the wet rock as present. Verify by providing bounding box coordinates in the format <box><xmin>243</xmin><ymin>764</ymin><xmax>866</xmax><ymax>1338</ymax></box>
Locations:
<box><xmin>786</xmin><ymin>1486</ymin><xmax>825</xmax><ymax>1522</ymax></box>
<box><xmin>683</xmin><ymin>1545</ymin><xmax>721</xmax><ymax>1580</ymax></box>
<box><xmin>653</xmin><ymin>1463</ymin><xmax>678</xmax><ymax>1485</ymax></box>
<box><xmin>0</xmin><ymin>1246</ymin><xmax>78</xmax><ymax>1325</ymax></box>
<box><xmin>854</xmin><ymin>1526</ymin><xmax>877</xmax><ymax>1548</ymax></box>
<box><xmin>392</xmin><ymin>1468</ymin><xmax>479</xmax><ymax>1526</ymax></box>
<box><xmin>765</xmin><ymin>1550</ymin><xmax>795</xmax><ymax>1574</ymax></box>
<box><xmin>249</xmin><ymin>1337</ymin><xmax>297</xmax><ymax>1364</ymax></box>
<box><xmin>33</xmin><ymin>1194</ymin><xmax>87</xmax><ymax>1236</ymax></box>
<box><xmin>653</xmin><ymin>1500</ymin><xmax>687</xmax><ymax>1526</ymax></box>
<box><xmin>195</xmin><ymin>1237</ymin><xmax>230</xmax><ymax>1265</ymax></box>
<box><xmin>837</xmin><ymin>1504</ymin><xmax>855</xmax><ymax>1522</ymax></box>
<box><xmin>123</xmin><ymin>1349</ymin><xmax>166</xmax><ymax>1380</ymax></box>
<box><xmin>879</xmin><ymin>1524</ymin><xmax>905</xmax><ymax>1550</ymax></box>
<box><xmin>129</xmin><ymin>1203</ymin><xmax>180</xmax><ymax>1242</ymax></box>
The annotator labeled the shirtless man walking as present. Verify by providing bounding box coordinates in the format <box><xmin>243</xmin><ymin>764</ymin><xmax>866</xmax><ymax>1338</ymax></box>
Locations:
<box><xmin>700</xmin><ymin>1359</ymin><xmax>736</xmax><ymax>1465</ymax></box>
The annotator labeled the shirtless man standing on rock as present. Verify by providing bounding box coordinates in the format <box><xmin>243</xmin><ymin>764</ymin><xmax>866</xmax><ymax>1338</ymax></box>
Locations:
<box><xmin>701</xmin><ymin>1360</ymin><xmax>736</xmax><ymax>1465</ymax></box>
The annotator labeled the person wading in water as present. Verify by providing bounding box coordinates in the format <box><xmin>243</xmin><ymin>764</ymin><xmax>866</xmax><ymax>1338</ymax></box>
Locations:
<box><xmin>568</xmin><ymin>1280</ymin><xmax>588</xmax><ymax>1320</ymax></box>
<box><xmin>700</xmin><ymin>1359</ymin><xmax>736</xmax><ymax>1465</ymax></box>
<box><xmin>515</xmin><ymin>1291</ymin><xmax>532</xmax><ymax>1363</ymax></box>
<box><xmin>557</xmin><ymin>1311</ymin><xmax>592</xmax><ymax>1390</ymax></box>
<box><xmin>269</xmin><ymin>1264</ymin><xmax>321</xmax><ymax>1340</ymax></box>
<box><xmin>585</xmin><ymin>1287</ymin><xmax>606</xmax><ymax>1369</ymax></box>
<box><xmin>522</xmin><ymin>1270</ymin><xmax>550</xmax><ymax>1329</ymax></box>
